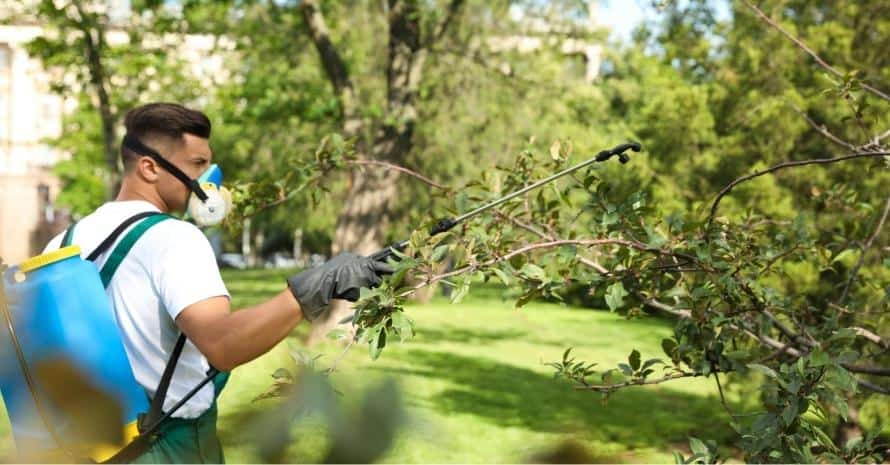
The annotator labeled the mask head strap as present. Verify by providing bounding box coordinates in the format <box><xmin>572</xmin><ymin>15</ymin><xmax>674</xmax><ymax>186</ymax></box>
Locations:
<box><xmin>122</xmin><ymin>134</ymin><xmax>209</xmax><ymax>202</ymax></box>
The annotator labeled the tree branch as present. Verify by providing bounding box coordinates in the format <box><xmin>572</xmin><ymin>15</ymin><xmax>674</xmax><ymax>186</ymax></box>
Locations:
<box><xmin>838</xmin><ymin>195</ymin><xmax>890</xmax><ymax>304</ymax></box>
<box><xmin>300</xmin><ymin>0</ymin><xmax>360</xmax><ymax>135</ymax></box>
<box><xmin>742</xmin><ymin>329</ymin><xmax>804</xmax><ymax>358</ymax></box>
<box><xmin>741</xmin><ymin>0</ymin><xmax>890</xmax><ymax>102</ymax></box>
<box><xmin>427</xmin><ymin>0</ymin><xmax>464</xmax><ymax>47</ymax></box>
<box><xmin>640</xmin><ymin>297</ymin><xmax>692</xmax><ymax>319</ymax></box>
<box><xmin>345</xmin><ymin>159</ymin><xmax>448</xmax><ymax>190</ymax></box>
<box><xmin>707</xmin><ymin>151</ymin><xmax>890</xmax><ymax>229</ymax></box>
<box><xmin>851</xmin><ymin>327</ymin><xmax>889</xmax><ymax>350</ymax></box>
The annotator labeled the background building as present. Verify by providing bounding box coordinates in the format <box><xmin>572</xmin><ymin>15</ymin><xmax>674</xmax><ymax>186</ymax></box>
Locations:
<box><xmin>0</xmin><ymin>24</ymin><xmax>68</xmax><ymax>265</ymax></box>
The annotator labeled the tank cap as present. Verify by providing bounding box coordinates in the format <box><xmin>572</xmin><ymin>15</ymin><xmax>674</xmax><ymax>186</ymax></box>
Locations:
<box><xmin>19</xmin><ymin>245</ymin><xmax>82</xmax><ymax>273</ymax></box>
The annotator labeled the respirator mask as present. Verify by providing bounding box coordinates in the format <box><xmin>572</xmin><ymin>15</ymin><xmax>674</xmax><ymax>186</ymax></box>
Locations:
<box><xmin>122</xmin><ymin>134</ymin><xmax>232</xmax><ymax>227</ymax></box>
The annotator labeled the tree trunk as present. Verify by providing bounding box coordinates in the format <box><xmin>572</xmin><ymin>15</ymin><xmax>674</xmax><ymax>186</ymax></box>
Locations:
<box><xmin>302</xmin><ymin>0</ymin><xmax>464</xmax><ymax>344</ymax></box>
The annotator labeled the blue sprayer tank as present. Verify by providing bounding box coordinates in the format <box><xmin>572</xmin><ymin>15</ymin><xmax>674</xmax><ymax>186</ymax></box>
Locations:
<box><xmin>0</xmin><ymin>245</ymin><xmax>147</xmax><ymax>460</ymax></box>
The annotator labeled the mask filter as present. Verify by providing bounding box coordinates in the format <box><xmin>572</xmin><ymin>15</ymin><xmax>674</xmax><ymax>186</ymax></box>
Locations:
<box><xmin>187</xmin><ymin>164</ymin><xmax>232</xmax><ymax>227</ymax></box>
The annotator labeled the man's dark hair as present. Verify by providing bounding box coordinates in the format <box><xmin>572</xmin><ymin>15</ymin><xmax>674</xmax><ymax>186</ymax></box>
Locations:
<box><xmin>121</xmin><ymin>102</ymin><xmax>211</xmax><ymax>169</ymax></box>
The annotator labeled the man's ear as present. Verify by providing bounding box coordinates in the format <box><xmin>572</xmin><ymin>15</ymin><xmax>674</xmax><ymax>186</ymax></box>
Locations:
<box><xmin>136</xmin><ymin>156</ymin><xmax>161</xmax><ymax>183</ymax></box>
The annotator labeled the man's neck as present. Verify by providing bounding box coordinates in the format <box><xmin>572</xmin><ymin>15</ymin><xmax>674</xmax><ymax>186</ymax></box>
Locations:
<box><xmin>116</xmin><ymin>182</ymin><xmax>170</xmax><ymax>212</ymax></box>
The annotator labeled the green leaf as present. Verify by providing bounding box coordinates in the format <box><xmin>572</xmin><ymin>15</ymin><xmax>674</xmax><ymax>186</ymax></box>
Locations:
<box><xmin>689</xmin><ymin>437</ymin><xmax>709</xmax><ymax>456</ymax></box>
<box><xmin>450</xmin><ymin>276</ymin><xmax>471</xmax><ymax>304</ymax></box>
<box><xmin>562</xmin><ymin>347</ymin><xmax>573</xmax><ymax>363</ymax></box>
<box><xmin>389</xmin><ymin>266</ymin><xmax>409</xmax><ymax>287</ymax></box>
<box><xmin>520</xmin><ymin>263</ymin><xmax>548</xmax><ymax>282</ymax></box>
<box><xmin>549</xmin><ymin>139</ymin><xmax>562</xmax><ymax>161</ymax></box>
<box><xmin>605</xmin><ymin>282</ymin><xmax>628</xmax><ymax>311</ymax></box>
<box><xmin>672</xmin><ymin>451</ymin><xmax>686</xmax><ymax>464</ymax></box>
<box><xmin>629</xmin><ymin>349</ymin><xmax>641</xmax><ymax>371</ymax></box>
<box><xmin>662</xmin><ymin>338</ymin><xmax>678</xmax><ymax>357</ymax></box>
<box><xmin>618</xmin><ymin>363</ymin><xmax>634</xmax><ymax>376</ymax></box>
<box><xmin>748</xmin><ymin>363</ymin><xmax>778</xmax><ymax>379</ymax></box>
<box><xmin>809</xmin><ymin>350</ymin><xmax>830</xmax><ymax>367</ymax></box>
<box><xmin>390</xmin><ymin>311</ymin><xmax>414</xmax><ymax>342</ymax></box>
<box><xmin>781</xmin><ymin>401</ymin><xmax>799</xmax><ymax>426</ymax></box>
<box><xmin>431</xmin><ymin>244</ymin><xmax>450</xmax><ymax>263</ymax></box>
<box><xmin>642</xmin><ymin>358</ymin><xmax>664</xmax><ymax>371</ymax></box>
<box><xmin>369</xmin><ymin>327</ymin><xmax>387</xmax><ymax>360</ymax></box>
<box><xmin>492</xmin><ymin>267</ymin><xmax>512</xmax><ymax>286</ymax></box>
<box><xmin>831</xmin><ymin>249</ymin><xmax>858</xmax><ymax>267</ymax></box>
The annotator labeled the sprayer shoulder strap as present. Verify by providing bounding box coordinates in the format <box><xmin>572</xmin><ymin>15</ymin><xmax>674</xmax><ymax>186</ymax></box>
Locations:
<box><xmin>91</xmin><ymin>212</ymin><xmax>186</xmax><ymax>426</ymax></box>
<box><xmin>87</xmin><ymin>213</ymin><xmax>191</xmax><ymax>463</ymax></box>
<box><xmin>96</xmin><ymin>213</ymin><xmax>172</xmax><ymax>287</ymax></box>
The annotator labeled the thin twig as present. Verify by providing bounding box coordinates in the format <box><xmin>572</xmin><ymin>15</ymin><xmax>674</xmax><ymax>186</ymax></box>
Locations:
<box><xmin>759</xmin><ymin>246</ymin><xmax>799</xmax><ymax>274</ymax></box>
<box><xmin>407</xmin><ymin>238</ymin><xmax>654</xmax><ymax>294</ymax></box>
<box><xmin>574</xmin><ymin>371</ymin><xmax>700</xmax><ymax>392</ymax></box>
<box><xmin>838</xmin><ymin>195</ymin><xmax>890</xmax><ymax>303</ymax></box>
<box><xmin>857</xmin><ymin>378</ymin><xmax>890</xmax><ymax>396</ymax></box>
<box><xmin>325</xmin><ymin>338</ymin><xmax>356</xmax><ymax>374</ymax></box>
<box><xmin>497</xmin><ymin>211</ymin><xmax>612</xmax><ymax>274</ymax></box>
<box><xmin>843</xmin><ymin>364</ymin><xmax>890</xmax><ymax>377</ymax></box>
<box><xmin>741</xmin><ymin>0</ymin><xmax>890</xmax><ymax>102</ymax></box>
<box><xmin>762</xmin><ymin>309</ymin><xmax>816</xmax><ymax>348</ymax></box>
<box><xmin>707</xmin><ymin>151</ymin><xmax>890</xmax><ymax>229</ymax></box>
<box><xmin>345</xmin><ymin>159</ymin><xmax>449</xmax><ymax>190</ymax></box>
<box><xmin>788</xmin><ymin>103</ymin><xmax>855</xmax><ymax>150</ymax></box>
<box><xmin>714</xmin><ymin>373</ymin><xmax>739</xmax><ymax>420</ymax></box>
<box><xmin>242</xmin><ymin>158</ymin><xmax>447</xmax><ymax>218</ymax></box>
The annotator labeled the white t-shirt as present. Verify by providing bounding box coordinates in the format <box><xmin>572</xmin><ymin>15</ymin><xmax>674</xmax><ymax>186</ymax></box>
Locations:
<box><xmin>44</xmin><ymin>200</ymin><xmax>229</xmax><ymax>419</ymax></box>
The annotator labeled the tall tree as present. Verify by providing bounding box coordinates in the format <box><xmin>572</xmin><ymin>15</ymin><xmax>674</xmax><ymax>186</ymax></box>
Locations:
<box><xmin>298</xmin><ymin>0</ymin><xmax>465</xmax><ymax>337</ymax></box>
<box><xmin>27</xmin><ymin>0</ymin><xmax>119</xmax><ymax>198</ymax></box>
<box><xmin>22</xmin><ymin>0</ymin><xmax>202</xmax><ymax>210</ymax></box>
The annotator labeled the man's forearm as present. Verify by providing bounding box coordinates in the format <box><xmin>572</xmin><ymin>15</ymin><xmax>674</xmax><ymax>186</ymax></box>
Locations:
<box><xmin>185</xmin><ymin>290</ymin><xmax>304</xmax><ymax>371</ymax></box>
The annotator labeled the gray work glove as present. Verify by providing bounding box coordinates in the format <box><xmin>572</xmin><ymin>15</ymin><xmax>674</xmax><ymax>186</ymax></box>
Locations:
<box><xmin>287</xmin><ymin>252</ymin><xmax>394</xmax><ymax>321</ymax></box>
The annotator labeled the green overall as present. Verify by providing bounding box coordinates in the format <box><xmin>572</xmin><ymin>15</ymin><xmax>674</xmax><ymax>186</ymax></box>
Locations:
<box><xmin>64</xmin><ymin>214</ymin><xmax>230</xmax><ymax>464</ymax></box>
<box><xmin>130</xmin><ymin>372</ymin><xmax>229</xmax><ymax>464</ymax></box>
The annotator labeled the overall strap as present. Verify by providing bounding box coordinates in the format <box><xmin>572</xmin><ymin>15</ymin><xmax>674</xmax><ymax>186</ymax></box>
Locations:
<box><xmin>98</xmin><ymin>214</ymin><xmax>172</xmax><ymax>288</ymax></box>
<box><xmin>139</xmin><ymin>333</ymin><xmax>186</xmax><ymax>432</ymax></box>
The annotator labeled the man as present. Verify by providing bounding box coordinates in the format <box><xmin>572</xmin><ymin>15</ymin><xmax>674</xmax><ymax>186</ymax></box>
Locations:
<box><xmin>43</xmin><ymin>102</ymin><xmax>390</xmax><ymax>463</ymax></box>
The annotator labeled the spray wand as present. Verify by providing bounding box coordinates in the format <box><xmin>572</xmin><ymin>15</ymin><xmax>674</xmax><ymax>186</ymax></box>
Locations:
<box><xmin>369</xmin><ymin>142</ymin><xmax>641</xmax><ymax>262</ymax></box>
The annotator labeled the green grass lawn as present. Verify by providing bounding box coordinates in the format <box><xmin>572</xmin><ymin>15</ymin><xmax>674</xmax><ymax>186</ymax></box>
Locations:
<box><xmin>0</xmin><ymin>268</ymin><xmax>737</xmax><ymax>463</ymax></box>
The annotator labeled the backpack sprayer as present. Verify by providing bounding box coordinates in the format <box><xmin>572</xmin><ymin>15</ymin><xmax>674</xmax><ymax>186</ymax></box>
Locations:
<box><xmin>369</xmin><ymin>141</ymin><xmax>641</xmax><ymax>262</ymax></box>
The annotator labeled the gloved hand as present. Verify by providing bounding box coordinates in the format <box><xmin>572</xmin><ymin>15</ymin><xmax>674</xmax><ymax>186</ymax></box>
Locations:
<box><xmin>287</xmin><ymin>252</ymin><xmax>394</xmax><ymax>321</ymax></box>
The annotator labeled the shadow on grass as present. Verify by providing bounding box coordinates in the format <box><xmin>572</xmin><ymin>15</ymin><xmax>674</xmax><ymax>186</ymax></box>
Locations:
<box><xmin>415</xmin><ymin>327</ymin><xmax>530</xmax><ymax>345</ymax></box>
<box><xmin>372</xmin><ymin>349</ymin><xmax>736</xmax><ymax>453</ymax></box>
